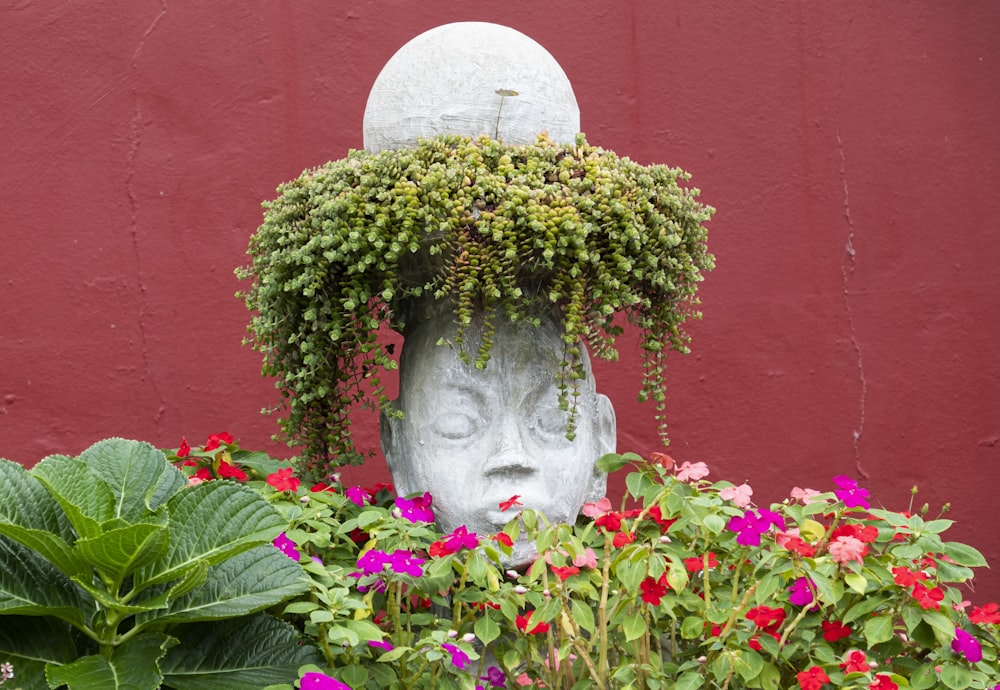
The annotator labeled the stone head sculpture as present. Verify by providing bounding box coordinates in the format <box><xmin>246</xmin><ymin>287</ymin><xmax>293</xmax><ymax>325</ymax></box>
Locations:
<box><xmin>381</xmin><ymin>302</ymin><xmax>615</xmax><ymax>564</ymax></box>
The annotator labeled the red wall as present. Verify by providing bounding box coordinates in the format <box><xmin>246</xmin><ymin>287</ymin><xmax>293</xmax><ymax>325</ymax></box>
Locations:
<box><xmin>3</xmin><ymin>2</ymin><xmax>998</xmax><ymax>599</ymax></box>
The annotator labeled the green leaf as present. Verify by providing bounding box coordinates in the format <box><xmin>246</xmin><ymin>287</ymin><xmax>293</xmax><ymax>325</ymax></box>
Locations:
<box><xmin>160</xmin><ymin>614</ymin><xmax>319</xmax><ymax>690</ymax></box>
<box><xmin>32</xmin><ymin>453</ymin><xmax>113</xmax><ymax>540</ymax></box>
<box><xmin>842</xmin><ymin>593</ymin><xmax>889</xmax><ymax>624</ymax></box>
<box><xmin>921</xmin><ymin>609</ymin><xmax>955</xmax><ymax>645</ymax></box>
<box><xmin>0</xmin><ymin>615</ymin><xmax>77</xmax><ymax>688</ymax></box>
<box><xmin>0</xmin><ymin>536</ymin><xmax>90</xmax><ymax>627</ymax></box>
<box><xmin>863</xmin><ymin>615</ymin><xmax>894</xmax><ymax>645</ymax></box>
<box><xmin>680</xmin><ymin>615</ymin><xmax>704</xmax><ymax>639</ymax></box>
<box><xmin>79</xmin><ymin>438</ymin><xmax>186</xmax><ymax>520</ymax></box>
<box><xmin>0</xmin><ymin>459</ymin><xmax>87</xmax><ymax>578</ymax></box>
<box><xmin>596</xmin><ymin>453</ymin><xmax>628</xmax><ymax>473</ymax></box>
<box><xmin>701</xmin><ymin>513</ymin><xmax>725</xmax><ymax>534</ymax></box>
<box><xmin>909</xmin><ymin>663</ymin><xmax>938</xmax><ymax>690</ymax></box>
<box><xmin>920</xmin><ymin>519</ymin><xmax>954</xmax><ymax>534</ymax></box>
<box><xmin>758</xmin><ymin>661</ymin><xmax>781</xmax><ymax>690</ymax></box>
<box><xmin>844</xmin><ymin>571</ymin><xmax>867</xmax><ymax>594</ymax></box>
<box><xmin>45</xmin><ymin>632</ymin><xmax>176</xmax><ymax>690</ymax></box>
<box><xmin>735</xmin><ymin>648</ymin><xmax>764</xmax><ymax>682</ymax></box>
<box><xmin>74</xmin><ymin>519</ymin><xmax>170</xmax><ymax>583</ymax></box>
<box><xmin>939</xmin><ymin>662</ymin><xmax>972</xmax><ymax>690</ymax></box>
<box><xmin>940</xmin><ymin>541</ymin><xmax>988</xmax><ymax>568</ymax></box>
<box><xmin>675</xmin><ymin>670</ymin><xmax>704</xmax><ymax>690</ymax></box>
<box><xmin>623</xmin><ymin>611</ymin><xmax>647</xmax><ymax>641</ymax></box>
<box><xmin>140</xmin><ymin>546</ymin><xmax>308</xmax><ymax>624</ymax></box>
<box><xmin>134</xmin><ymin>481</ymin><xmax>286</xmax><ymax>589</ymax></box>
<box><xmin>475</xmin><ymin>610</ymin><xmax>502</xmax><ymax>644</ymax></box>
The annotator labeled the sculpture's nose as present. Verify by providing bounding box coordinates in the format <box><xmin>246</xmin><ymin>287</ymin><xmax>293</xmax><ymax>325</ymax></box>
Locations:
<box><xmin>483</xmin><ymin>415</ymin><xmax>538</xmax><ymax>478</ymax></box>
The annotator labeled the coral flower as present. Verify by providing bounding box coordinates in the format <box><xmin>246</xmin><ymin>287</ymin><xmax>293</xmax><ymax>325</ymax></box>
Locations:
<box><xmin>828</xmin><ymin>535</ymin><xmax>867</xmax><ymax>564</ymax></box>
<box><xmin>676</xmin><ymin>461</ymin><xmax>710</xmax><ymax>482</ymax></box>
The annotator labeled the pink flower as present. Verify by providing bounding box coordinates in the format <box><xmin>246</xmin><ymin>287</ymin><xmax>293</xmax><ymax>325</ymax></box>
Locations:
<box><xmin>582</xmin><ymin>497</ymin><xmax>613</xmax><ymax>518</ymax></box>
<box><xmin>828</xmin><ymin>535</ymin><xmax>867</xmax><ymax>564</ymax></box>
<box><xmin>790</xmin><ymin>486</ymin><xmax>821</xmax><ymax>504</ymax></box>
<box><xmin>675</xmin><ymin>461</ymin><xmax>709</xmax><ymax>482</ymax></box>
<box><xmin>573</xmin><ymin>548</ymin><xmax>598</xmax><ymax>569</ymax></box>
<box><xmin>720</xmin><ymin>483</ymin><xmax>753</xmax><ymax>508</ymax></box>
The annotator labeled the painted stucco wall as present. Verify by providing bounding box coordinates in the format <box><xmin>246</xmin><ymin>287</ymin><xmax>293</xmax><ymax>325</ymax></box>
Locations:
<box><xmin>2</xmin><ymin>1</ymin><xmax>998</xmax><ymax>598</ymax></box>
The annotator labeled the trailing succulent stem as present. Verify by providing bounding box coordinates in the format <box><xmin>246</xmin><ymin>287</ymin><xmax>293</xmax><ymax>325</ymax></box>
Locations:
<box><xmin>238</xmin><ymin>133</ymin><xmax>714</xmax><ymax>478</ymax></box>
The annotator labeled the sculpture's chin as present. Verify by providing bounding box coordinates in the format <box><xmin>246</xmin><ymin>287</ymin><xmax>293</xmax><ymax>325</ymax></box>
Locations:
<box><xmin>502</xmin><ymin>537</ymin><xmax>540</xmax><ymax>571</ymax></box>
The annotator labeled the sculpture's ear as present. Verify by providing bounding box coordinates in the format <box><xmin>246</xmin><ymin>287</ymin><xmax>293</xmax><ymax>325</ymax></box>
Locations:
<box><xmin>586</xmin><ymin>393</ymin><xmax>617</xmax><ymax>503</ymax></box>
<box><xmin>380</xmin><ymin>405</ymin><xmax>413</xmax><ymax>496</ymax></box>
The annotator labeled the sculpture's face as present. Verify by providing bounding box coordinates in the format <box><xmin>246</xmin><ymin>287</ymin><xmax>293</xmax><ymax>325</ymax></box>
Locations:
<box><xmin>382</xmin><ymin>312</ymin><xmax>615</xmax><ymax>566</ymax></box>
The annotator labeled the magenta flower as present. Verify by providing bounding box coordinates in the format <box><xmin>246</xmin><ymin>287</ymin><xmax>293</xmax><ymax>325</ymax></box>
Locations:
<box><xmin>443</xmin><ymin>525</ymin><xmax>479</xmax><ymax>552</ymax></box>
<box><xmin>368</xmin><ymin>639</ymin><xmax>395</xmax><ymax>652</ymax></box>
<box><xmin>832</xmin><ymin>475</ymin><xmax>871</xmax><ymax>509</ymax></box>
<box><xmin>356</xmin><ymin>549</ymin><xmax>390</xmax><ymax>575</ymax></box>
<box><xmin>479</xmin><ymin>666</ymin><xmax>506</xmax><ymax>688</ymax></box>
<box><xmin>441</xmin><ymin>642</ymin><xmax>470</xmax><ymax>670</ymax></box>
<box><xmin>727</xmin><ymin>509</ymin><xmax>785</xmax><ymax>546</ymax></box>
<box><xmin>788</xmin><ymin>576</ymin><xmax>816</xmax><ymax>607</ymax></box>
<box><xmin>395</xmin><ymin>492</ymin><xmax>435</xmax><ymax>522</ymax></box>
<box><xmin>300</xmin><ymin>671</ymin><xmax>352</xmax><ymax>689</ymax></box>
<box><xmin>345</xmin><ymin>485</ymin><xmax>369</xmax><ymax>506</ymax></box>
<box><xmin>273</xmin><ymin>532</ymin><xmax>301</xmax><ymax>560</ymax></box>
<box><xmin>387</xmin><ymin>549</ymin><xmax>425</xmax><ymax>577</ymax></box>
<box><xmin>952</xmin><ymin>628</ymin><xmax>983</xmax><ymax>662</ymax></box>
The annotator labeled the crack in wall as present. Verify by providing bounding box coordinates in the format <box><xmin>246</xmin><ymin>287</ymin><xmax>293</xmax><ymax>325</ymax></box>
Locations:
<box><xmin>837</xmin><ymin>128</ymin><xmax>868</xmax><ymax>479</ymax></box>
<box><xmin>126</xmin><ymin>1</ymin><xmax>168</xmax><ymax>426</ymax></box>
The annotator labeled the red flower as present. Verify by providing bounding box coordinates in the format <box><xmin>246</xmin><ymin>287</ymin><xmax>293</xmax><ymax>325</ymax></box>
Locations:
<box><xmin>515</xmin><ymin>610</ymin><xmax>549</xmax><ymax>635</ymax></box>
<box><xmin>203</xmin><ymin>432</ymin><xmax>234</xmax><ymax>452</ymax></box>
<box><xmin>492</xmin><ymin>532</ymin><xmax>514</xmax><ymax>547</ymax></box>
<box><xmin>194</xmin><ymin>467</ymin><xmax>213</xmax><ymax>481</ymax></box>
<box><xmin>746</xmin><ymin>605</ymin><xmax>786</xmax><ymax>633</ymax></box>
<box><xmin>831</xmin><ymin>523</ymin><xmax>878</xmax><ymax>544</ymax></box>
<box><xmin>911</xmin><ymin>582</ymin><xmax>944</xmax><ymax>610</ymax></box>
<box><xmin>869</xmin><ymin>675</ymin><xmax>898</xmax><ymax>690</ymax></box>
<box><xmin>216</xmin><ymin>461</ymin><xmax>247</xmax><ymax>482</ymax></box>
<box><xmin>594</xmin><ymin>512</ymin><xmax>623</xmax><ymax>532</ymax></box>
<box><xmin>839</xmin><ymin>650</ymin><xmax>870</xmax><ymax>673</ymax></box>
<box><xmin>891</xmin><ymin>566</ymin><xmax>928</xmax><ymax>588</ymax></box>
<box><xmin>177</xmin><ymin>437</ymin><xmax>191</xmax><ymax>458</ymax></box>
<box><xmin>649</xmin><ymin>452</ymin><xmax>674</xmax><ymax>469</ymax></box>
<box><xmin>684</xmin><ymin>552</ymin><xmax>718</xmax><ymax>572</ymax></box>
<box><xmin>499</xmin><ymin>495</ymin><xmax>523</xmax><ymax>512</ymax></box>
<box><xmin>550</xmin><ymin>564</ymin><xmax>580</xmax><ymax>581</ymax></box>
<box><xmin>783</xmin><ymin>536</ymin><xmax>817</xmax><ymax>557</ymax></box>
<box><xmin>969</xmin><ymin>601</ymin><xmax>1000</xmax><ymax>625</ymax></box>
<box><xmin>821</xmin><ymin>619</ymin><xmax>851</xmax><ymax>642</ymax></box>
<box><xmin>310</xmin><ymin>481</ymin><xmax>336</xmax><ymax>492</ymax></box>
<box><xmin>646</xmin><ymin>505</ymin><xmax>676</xmax><ymax>532</ymax></box>
<box><xmin>612</xmin><ymin>531</ymin><xmax>635</xmax><ymax>548</ymax></box>
<box><xmin>266</xmin><ymin>467</ymin><xmax>300</xmax><ymax>492</ymax></box>
<box><xmin>639</xmin><ymin>574</ymin><xmax>670</xmax><ymax>605</ymax></box>
<box><xmin>795</xmin><ymin>666</ymin><xmax>830</xmax><ymax>690</ymax></box>
<box><xmin>429</xmin><ymin>540</ymin><xmax>453</xmax><ymax>558</ymax></box>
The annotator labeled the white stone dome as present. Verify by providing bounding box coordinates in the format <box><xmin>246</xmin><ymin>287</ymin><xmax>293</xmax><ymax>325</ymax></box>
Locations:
<box><xmin>363</xmin><ymin>22</ymin><xmax>580</xmax><ymax>152</ymax></box>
